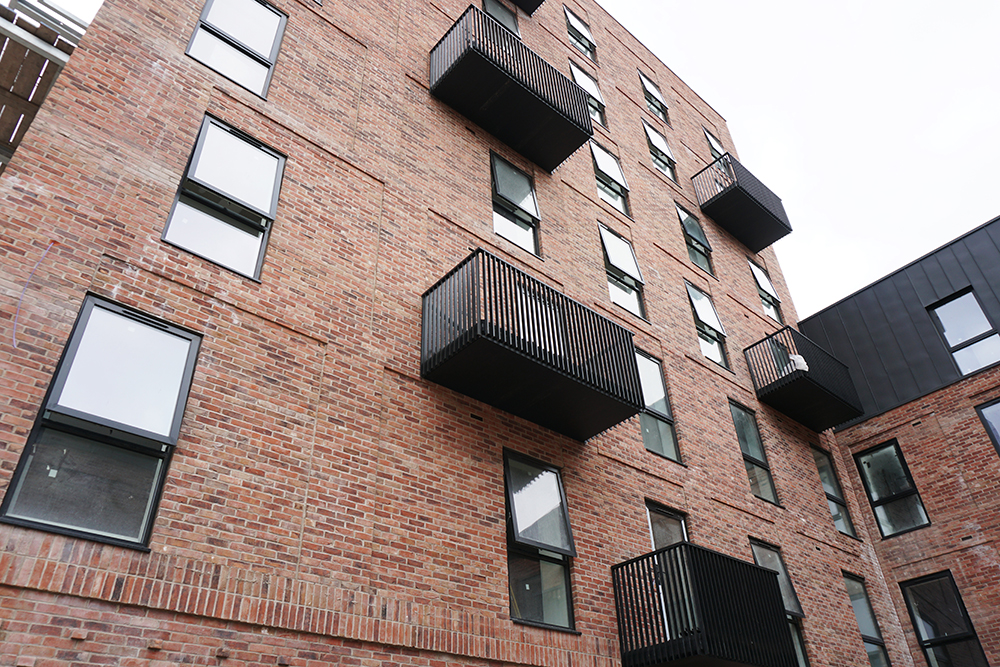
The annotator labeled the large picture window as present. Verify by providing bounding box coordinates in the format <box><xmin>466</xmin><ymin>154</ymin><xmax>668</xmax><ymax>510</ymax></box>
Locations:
<box><xmin>929</xmin><ymin>290</ymin><xmax>1000</xmax><ymax>375</ymax></box>
<box><xmin>855</xmin><ymin>440</ymin><xmax>929</xmax><ymax>537</ymax></box>
<box><xmin>900</xmin><ymin>572</ymin><xmax>989</xmax><ymax>667</ymax></box>
<box><xmin>187</xmin><ymin>0</ymin><xmax>287</xmax><ymax>96</ymax></box>
<box><xmin>635</xmin><ymin>351</ymin><xmax>678</xmax><ymax>461</ymax></box>
<box><xmin>0</xmin><ymin>296</ymin><xmax>201</xmax><ymax>547</ymax></box>
<box><xmin>163</xmin><ymin>116</ymin><xmax>286</xmax><ymax>279</ymax></box>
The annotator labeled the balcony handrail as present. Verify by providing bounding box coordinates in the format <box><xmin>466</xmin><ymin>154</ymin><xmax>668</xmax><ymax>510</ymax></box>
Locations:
<box><xmin>421</xmin><ymin>248</ymin><xmax>642</xmax><ymax>408</ymax></box>
<box><xmin>691</xmin><ymin>153</ymin><xmax>791</xmax><ymax>230</ymax></box>
<box><xmin>744</xmin><ymin>326</ymin><xmax>862</xmax><ymax>410</ymax></box>
<box><xmin>429</xmin><ymin>5</ymin><xmax>591</xmax><ymax>134</ymax></box>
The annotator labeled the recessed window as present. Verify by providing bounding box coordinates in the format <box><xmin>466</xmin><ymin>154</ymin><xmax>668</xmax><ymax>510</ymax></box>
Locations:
<box><xmin>590</xmin><ymin>142</ymin><xmax>629</xmax><ymax>215</ymax></box>
<box><xmin>635</xmin><ymin>351</ymin><xmax>678</xmax><ymax>461</ymax></box>
<box><xmin>599</xmin><ymin>225</ymin><xmax>644</xmax><ymax>317</ymax></box>
<box><xmin>730</xmin><ymin>403</ymin><xmax>778</xmax><ymax>503</ymax></box>
<box><xmin>0</xmin><ymin>296</ymin><xmax>201</xmax><ymax>547</ymax></box>
<box><xmin>564</xmin><ymin>6</ymin><xmax>595</xmax><ymax>61</ymax></box>
<box><xmin>677</xmin><ymin>205</ymin><xmax>712</xmax><ymax>274</ymax></box>
<box><xmin>685</xmin><ymin>282</ymin><xmax>727</xmax><ymax>367</ymax></box>
<box><xmin>646</xmin><ymin>502</ymin><xmax>686</xmax><ymax>549</ymax></box>
<box><xmin>162</xmin><ymin>116</ymin><xmax>286</xmax><ymax>279</ymax></box>
<box><xmin>504</xmin><ymin>450</ymin><xmax>575</xmax><ymax>630</ymax></box>
<box><xmin>704</xmin><ymin>128</ymin><xmax>726</xmax><ymax>161</ymax></box>
<box><xmin>900</xmin><ymin>572</ymin><xmax>989</xmax><ymax>667</ymax></box>
<box><xmin>843</xmin><ymin>574</ymin><xmax>891</xmax><ymax>667</ymax></box>
<box><xmin>749</xmin><ymin>261</ymin><xmax>782</xmax><ymax>323</ymax></box>
<box><xmin>750</xmin><ymin>540</ymin><xmax>810</xmax><ymax>667</ymax></box>
<box><xmin>642</xmin><ymin>121</ymin><xmax>675</xmax><ymax>181</ymax></box>
<box><xmin>812</xmin><ymin>448</ymin><xmax>856</xmax><ymax>537</ymax></box>
<box><xmin>483</xmin><ymin>0</ymin><xmax>519</xmax><ymax>35</ymax></box>
<box><xmin>570</xmin><ymin>62</ymin><xmax>605</xmax><ymax>126</ymax></box>
<box><xmin>975</xmin><ymin>398</ymin><xmax>1000</xmax><ymax>457</ymax></box>
<box><xmin>491</xmin><ymin>153</ymin><xmax>539</xmax><ymax>254</ymax></box>
<box><xmin>638</xmin><ymin>71</ymin><xmax>668</xmax><ymax>122</ymax></box>
<box><xmin>855</xmin><ymin>440</ymin><xmax>929</xmax><ymax>537</ymax></box>
<box><xmin>187</xmin><ymin>0</ymin><xmax>287</xmax><ymax>97</ymax></box>
<box><xmin>929</xmin><ymin>291</ymin><xmax>1000</xmax><ymax>375</ymax></box>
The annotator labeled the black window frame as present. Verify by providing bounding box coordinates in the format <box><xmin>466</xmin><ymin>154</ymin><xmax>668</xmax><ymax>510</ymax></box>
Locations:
<box><xmin>749</xmin><ymin>539</ymin><xmax>810</xmax><ymax>666</ymax></box>
<box><xmin>899</xmin><ymin>571</ymin><xmax>989</xmax><ymax>667</ymax></box>
<box><xmin>928</xmin><ymin>289</ymin><xmax>1000</xmax><ymax>376</ymax></box>
<box><xmin>685</xmin><ymin>282</ymin><xmax>727</xmax><ymax>368</ymax></box>
<box><xmin>645</xmin><ymin>500</ymin><xmax>687</xmax><ymax>549</ymax></box>
<box><xmin>0</xmin><ymin>295</ymin><xmax>202</xmax><ymax>549</ymax></box>
<box><xmin>569</xmin><ymin>61</ymin><xmax>606</xmax><ymax>127</ymax></box>
<box><xmin>563</xmin><ymin>6</ymin><xmax>595</xmax><ymax>61</ymax></box>
<box><xmin>854</xmin><ymin>439</ymin><xmax>930</xmax><ymax>538</ymax></box>
<box><xmin>843</xmin><ymin>573</ymin><xmax>891</xmax><ymax>667</ymax></box>
<box><xmin>811</xmin><ymin>447</ymin><xmax>857</xmax><ymax>538</ymax></box>
<box><xmin>704</xmin><ymin>127</ymin><xmax>725</xmax><ymax>161</ymax></box>
<box><xmin>490</xmin><ymin>152</ymin><xmax>540</xmax><ymax>255</ymax></box>
<box><xmin>186</xmin><ymin>0</ymin><xmax>288</xmax><ymax>98</ymax></box>
<box><xmin>677</xmin><ymin>204</ymin><xmax>712</xmax><ymax>275</ymax></box>
<box><xmin>748</xmin><ymin>260</ymin><xmax>782</xmax><ymax>323</ymax></box>
<box><xmin>162</xmin><ymin>115</ymin><xmax>287</xmax><ymax>280</ymax></box>
<box><xmin>642</xmin><ymin>120</ymin><xmax>676</xmax><ymax>182</ymax></box>
<box><xmin>635</xmin><ymin>350</ymin><xmax>679</xmax><ymax>462</ymax></box>
<box><xmin>730</xmin><ymin>402</ymin><xmax>779</xmax><ymax>504</ymax></box>
<box><xmin>599</xmin><ymin>224</ymin><xmax>644</xmax><ymax>318</ymax></box>
<box><xmin>483</xmin><ymin>0</ymin><xmax>519</xmax><ymax>36</ymax></box>
<box><xmin>637</xmin><ymin>70</ymin><xmax>668</xmax><ymax>123</ymax></box>
<box><xmin>975</xmin><ymin>396</ymin><xmax>1000</xmax><ymax>458</ymax></box>
<box><xmin>590</xmin><ymin>142</ymin><xmax>630</xmax><ymax>216</ymax></box>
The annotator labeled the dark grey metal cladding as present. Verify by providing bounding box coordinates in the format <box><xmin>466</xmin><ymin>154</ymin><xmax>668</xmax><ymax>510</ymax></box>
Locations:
<box><xmin>799</xmin><ymin>215</ymin><xmax>1000</xmax><ymax>426</ymax></box>
<box><xmin>429</xmin><ymin>5</ymin><xmax>593</xmax><ymax>172</ymax></box>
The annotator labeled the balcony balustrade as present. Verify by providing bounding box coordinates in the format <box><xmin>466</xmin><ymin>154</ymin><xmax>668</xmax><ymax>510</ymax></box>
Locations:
<box><xmin>421</xmin><ymin>249</ymin><xmax>642</xmax><ymax>441</ymax></box>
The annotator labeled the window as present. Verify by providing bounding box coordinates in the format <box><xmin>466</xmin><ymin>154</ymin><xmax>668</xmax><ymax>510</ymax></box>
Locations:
<box><xmin>646</xmin><ymin>502</ymin><xmax>686</xmax><ymax>549</ymax></box>
<box><xmin>749</xmin><ymin>261</ymin><xmax>782</xmax><ymax>323</ymax></box>
<box><xmin>843</xmin><ymin>575</ymin><xmax>891</xmax><ymax>667</ymax></box>
<box><xmin>704</xmin><ymin>128</ymin><xmax>726</xmax><ymax>161</ymax></box>
<box><xmin>642</xmin><ymin>121</ymin><xmax>676</xmax><ymax>181</ymax></box>
<box><xmin>564</xmin><ymin>6</ymin><xmax>595</xmax><ymax>61</ymax></box>
<box><xmin>900</xmin><ymin>572</ymin><xmax>989</xmax><ymax>667</ymax></box>
<box><xmin>504</xmin><ymin>450</ymin><xmax>575</xmax><ymax>630</ymax></box>
<box><xmin>599</xmin><ymin>225</ymin><xmax>644</xmax><ymax>317</ymax></box>
<box><xmin>638</xmin><ymin>71</ymin><xmax>668</xmax><ymax>122</ymax></box>
<box><xmin>929</xmin><ymin>291</ymin><xmax>1000</xmax><ymax>375</ymax></box>
<box><xmin>491</xmin><ymin>153</ymin><xmax>539</xmax><ymax>254</ymax></box>
<box><xmin>484</xmin><ymin>0</ymin><xmax>519</xmax><ymax>35</ymax></box>
<box><xmin>0</xmin><ymin>296</ymin><xmax>201</xmax><ymax>547</ymax></box>
<box><xmin>187</xmin><ymin>0</ymin><xmax>287</xmax><ymax>97</ymax></box>
<box><xmin>751</xmin><ymin>541</ymin><xmax>810</xmax><ymax>667</ymax></box>
<box><xmin>812</xmin><ymin>448</ymin><xmax>856</xmax><ymax>537</ymax></box>
<box><xmin>730</xmin><ymin>403</ymin><xmax>778</xmax><ymax>503</ymax></box>
<box><xmin>975</xmin><ymin>398</ymin><xmax>1000</xmax><ymax>457</ymax></box>
<box><xmin>590</xmin><ymin>143</ymin><xmax>629</xmax><ymax>215</ymax></box>
<box><xmin>162</xmin><ymin>116</ymin><xmax>286</xmax><ymax>279</ymax></box>
<box><xmin>685</xmin><ymin>282</ymin><xmax>727</xmax><ymax>367</ymax></box>
<box><xmin>677</xmin><ymin>205</ymin><xmax>712</xmax><ymax>274</ymax></box>
<box><xmin>569</xmin><ymin>61</ymin><xmax>606</xmax><ymax>126</ymax></box>
<box><xmin>635</xmin><ymin>351</ymin><xmax>678</xmax><ymax>461</ymax></box>
<box><xmin>855</xmin><ymin>440</ymin><xmax>929</xmax><ymax>537</ymax></box>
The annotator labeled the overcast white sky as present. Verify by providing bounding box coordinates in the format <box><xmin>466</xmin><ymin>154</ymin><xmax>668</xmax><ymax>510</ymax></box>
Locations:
<box><xmin>596</xmin><ymin>0</ymin><xmax>1000</xmax><ymax>317</ymax></box>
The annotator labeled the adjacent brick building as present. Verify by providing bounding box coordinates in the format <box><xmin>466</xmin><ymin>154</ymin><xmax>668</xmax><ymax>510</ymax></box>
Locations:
<box><xmin>0</xmin><ymin>0</ymin><xmax>993</xmax><ymax>666</ymax></box>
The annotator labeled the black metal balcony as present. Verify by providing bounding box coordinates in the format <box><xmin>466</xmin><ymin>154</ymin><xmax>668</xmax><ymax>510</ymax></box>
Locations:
<box><xmin>429</xmin><ymin>5</ymin><xmax>593</xmax><ymax>172</ymax></box>
<box><xmin>509</xmin><ymin>0</ymin><xmax>544</xmax><ymax>14</ymax></box>
<box><xmin>612</xmin><ymin>543</ymin><xmax>797</xmax><ymax>667</ymax></box>
<box><xmin>421</xmin><ymin>249</ymin><xmax>643</xmax><ymax>441</ymax></box>
<box><xmin>691</xmin><ymin>154</ymin><xmax>791</xmax><ymax>253</ymax></box>
<box><xmin>744</xmin><ymin>327</ymin><xmax>863</xmax><ymax>432</ymax></box>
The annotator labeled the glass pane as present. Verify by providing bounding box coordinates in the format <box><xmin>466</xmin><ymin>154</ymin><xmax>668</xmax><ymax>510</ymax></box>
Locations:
<box><xmin>789</xmin><ymin>619</ymin><xmax>810</xmax><ymax>667</ymax></box>
<box><xmin>687</xmin><ymin>284</ymin><xmax>725</xmax><ymax>334</ymax></box>
<box><xmin>188</xmin><ymin>28</ymin><xmax>270</xmax><ymax>95</ymax></box>
<box><xmin>204</xmin><ymin>0</ymin><xmax>282</xmax><ymax>58</ymax></box>
<box><xmin>600</xmin><ymin>227</ymin><xmax>642</xmax><ymax>281</ymax></box>
<box><xmin>730</xmin><ymin>404</ymin><xmax>765</xmax><ymax>460</ymax></box>
<box><xmin>857</xmin><ymin>445</ymin><xmax>913</xmax><ymax>500</ymax></box>
<box><xmin>812</xmin><ymin>450</ymin><xmax>843</xmax><ymax>498</ymax></box>
<box><xmin>749</xmin><ymin>262</ymin><xmax>779</xmax><ymax>299</ymax></box>
<box><xmin>493</xmin><ymin>157</ymin><xmax>537</xmax><ymax>218</ymax></box>
<box><xmin>678</xmin><ymin>206</ymin><xmax>710</xmax><ymax>248</ymax></box>
<box><xmin>483</xmin><ymin>0</ymin><xmax>517</xmax><ymax>34</ymax></box>
<box><xmin>591</xmin><ymin>143</ymin><xmax>626</xmax><ymax>187</ymax></box>
<box><xmin>635</xmin><ymin>353</ymin><xmax>668</xmax><ymax>415</ymax></box>
<box><xmin>698</xmin><ymin>331</ymin><xmax>725</xmax><ymax>366</ymax></box>
<box><xmin>828</xmin><ymin>498</ymin><xmax>856</xmax><ymax>536</ymax></box>
<box><xmin>508</xmin><ymin>552</ymin><xmax>570</xmax><ymax>627</ymax></box>
<box><xmin>165</xmin><ymin>197</ymin><xmax>265</xmax><ymax>277</ymax></box>
<box><xmin>597</xmin><ymin>180</ymin><xmax>627</xmax><ymax>214</ymax></box>
<box><xmin>763</xmin><ymin>299</ymin><xmax>782</xmax><ymax>323</ymax></box>
<box><xmin>903</xmin><ymin>577</ymin><xmax>969</xmax><ymax>641</ymax></box>
<box><xmin>875</xmin><ymin>495</ymin><xmax>929</xmax><ymax>535</ymax></box>
<box><xmin>933</xmin><ymin>293</ymin><xmax>992</xmax><ymax>347</ymax></box>
<box><xmin>643</xmin><ymin>122</ymin><xmax>672</xmax><ymax>157</ymax></box>
<box><xmin>746</xmin><ymin>462</ymin><xmax>777</xmax><ymax>503</ymax></box>
<box><xmin>640</xmin><ymin>413</ymin><xmax>678</xmax><ymax>461</ymax></box>
<box><xmin>608</xmin><ymin>277</ymin><xmax>643</xmax><ymax>317</ymax></box>
<box><xmin>863</xmin><ymin>642</ymin><xmax>890</xmax><ymax>667</ymax></box>
<box><xmin>564</xmin><ymin>7</ymin><xmax>593</xmax><ymax>42</ymax></box>
<box><xmin>55</xmin><ymin>305</ymin><xmax>192</xmax><ymax>437</ymax></box>
<box><xmin>647</xmin><ymin>507</ymin><xmax>684</xmax><ymax>549</ymax></box>
<box><xmin>638</xmin><ymin>71</ymin><xmax>664</xmax><ymax>103</ymax></box>
<box><xmin>6</xmin><ymin>428</ymin><xmax>162</xmax><ymax>541</ymax></box>
<box><xmin>494</xmin><ymin>208</ymin><xmax>537</xmax><ymax>254</ymax></box>
<box><xmin>953</xmin><ymin>334</ymin><xmax>1000</xmax><ymax>374</ymax></box>
<box><xmin>844</xmin><ymin>577</ymin><xmax>882</xmax><ymax>640</ymax></box>
<box><xmin>751</xmin><ymin>544</ymin><xmax>802</xmax><ymax>615</ymax></box>
<box><xmin>508</xmin><ymin>457</ymin><xmax>572</xmax><ymax>553</ymax></box>
<box><xmin>192</xmin><ymin>122</ymin><xmax>280</xmax><ymax>215</ymax></box>
<box><xmin>926</xmin><ymin>639</ymin><xmax>989</xmax><ymax>667</ymax></box>
<box><xmin>570</xmin><ymin>62</ymin><xmax>603</xmax><ymax>103</ymax></box>
<box><xmin>979</xmin><ymin>401</ymin><xmax>1000</xmax><ymax>446</ymax></box>
<box><xmin>688</xmin><ymin>244</ymin><xmax>711</xmax><ymax>274</ymax></box>
<box><xmin>704</xmin><ymin>129</ymin><xmax>725</xmax><ymax>158</ymax></box>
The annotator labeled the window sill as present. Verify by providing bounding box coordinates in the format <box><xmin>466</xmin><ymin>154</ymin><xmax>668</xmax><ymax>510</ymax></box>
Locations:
<box><xmin>511</xmin><ymin>618</ymin><xmax>581</xmax><ymax>635</ymax></box>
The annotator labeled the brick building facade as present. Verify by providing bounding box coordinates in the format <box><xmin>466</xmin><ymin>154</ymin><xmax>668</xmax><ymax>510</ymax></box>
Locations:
<box><xmin>0</xmin><ymin>0</ymin><xmax>993</xmax><ymax>666</ymax></box>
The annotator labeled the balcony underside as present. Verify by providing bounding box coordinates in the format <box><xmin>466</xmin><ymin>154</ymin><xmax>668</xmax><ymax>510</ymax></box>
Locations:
<box><xmin>756</xmin><ymin>371</ymin><xmax>863</xmax><ymax>432</ymax></box>
<box><xmin>425</xmin><ymin>329</ymin><xmax>640</xmax><ymax>441</ymax></box>
<box><xmin>699</xmin><ymin>187</ymin><xmax>791</xmax><ymax>254</ymax></box>
<box><xmin>431</xmin><ymin>48</ymin><xmax>591</xmax><ymax>172</ymax></box>
<box><xmin>509</xmin><ymin>0</ymin><xmax>545</xmax><ymax>14</ymax></box>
